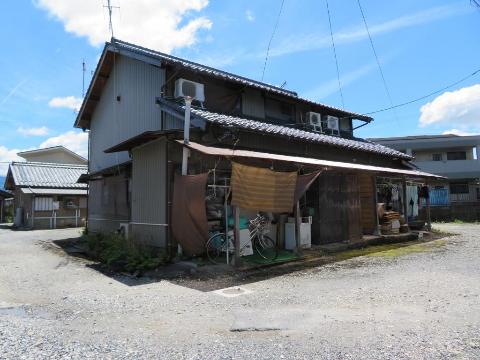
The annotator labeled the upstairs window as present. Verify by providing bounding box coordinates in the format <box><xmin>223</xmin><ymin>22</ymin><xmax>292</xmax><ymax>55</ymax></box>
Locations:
<box><xmin>446</xmin><ymin>151</ymin><xmax>466</xmax><ymax>160</ymax></box>
<box><xmin>450</xmin><ymin>183</ymin><xmax>469</xmax><ymax>194</ymax></box>
<box><xmin>432</xmin><ymin>153</ymin><xmax>442</xmax><ymax>161</ymax></box>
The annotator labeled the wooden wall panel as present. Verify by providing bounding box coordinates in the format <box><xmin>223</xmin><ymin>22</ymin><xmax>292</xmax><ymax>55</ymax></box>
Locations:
<box><xmin>358</xmin><ymin>173</ymin><xmax>376</xmax><ymax>235</ymax></box>
<box><xmin>313</xmin><ymin>172</ymin><xmax>362</xmax><ymax>244</ymax></box>
<box><xmin>346</xmin><ymin>175</ymin><xmax>363</xmax><ymax>242</ymax></box>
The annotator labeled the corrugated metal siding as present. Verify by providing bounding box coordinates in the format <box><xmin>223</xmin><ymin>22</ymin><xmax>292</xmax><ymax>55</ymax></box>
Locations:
<box><xmin>164</xmin><ymin>112</ymin><xmax>183</xmax><ymax>129</ymax></box>
<box><xmin>89</xmin><ymin>55</ymin><xmax>165</xmax><ymax>172</ymax></box>
<box><xmin>242</xmin><ymin>89</ymin><xmax>265</xmax><ymax>119</ymax></box>
<box><xmin>131</xmin><ymin>138</ymin><xmax>167</xmax><ymax>247</ymax></box>
<box><xmin>87</xmin><ymin>176</ymin><xmax>130</xmax><ymax>233</ymax></box>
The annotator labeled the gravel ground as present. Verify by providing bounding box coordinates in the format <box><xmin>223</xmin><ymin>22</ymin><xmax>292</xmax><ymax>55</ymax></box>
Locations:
<box><xmin>0</xmin><ymin>224</ymin><xmax>479</xmax><ymax>359</ymax></box>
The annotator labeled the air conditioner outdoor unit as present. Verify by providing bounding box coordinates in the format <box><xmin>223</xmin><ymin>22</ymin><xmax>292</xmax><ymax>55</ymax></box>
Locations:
<box><xmin>118</xmin><ymin>222</ymin><xmax>130</xmax><ymax>239</ymax></box>
<box><xmin>323</xmin><ymin>115</ymin><xmax>340</xmax><ymax>136</ymax></box>
<box><xmin>174</xmin><ymin>78</ymin><xmax>205</xmax><ymax>102</ymax></box>
<box><xmin>306</xmin><ymin>111</ymin><xmax>322</xmax><ymax>132</ymax></box>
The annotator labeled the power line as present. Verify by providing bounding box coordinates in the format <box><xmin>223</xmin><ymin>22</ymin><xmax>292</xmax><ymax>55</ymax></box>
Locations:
<box><xmin>356</xmin><ymin>0</ymin><xmax>397</xmax><ymax>118</ymax></box>
<box><xmin>363</xmin><ymin>67</ymin><xmax>480</xmax><ymax>115</ymax></box>
<box><xmin>261</xmin><ymin>0</ymin><xmax>285</xmax><ymax>82</ymax></box>
<box><xmin>325</xmin><ymin>0</ymin><xmax>344</xmax><ymax>109</ymax></box>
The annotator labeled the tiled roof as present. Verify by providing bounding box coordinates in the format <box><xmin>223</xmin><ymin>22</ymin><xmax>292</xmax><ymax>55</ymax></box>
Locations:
<box><xmin>158</xmin><ymin>98</ymin><xmax>411</xmax><ymax>160</ymax></box>
<box><xmin>9</xmin><ymin>162</ymin><xmax>88</xmax><ymax>189</ymax></box>
<box><xmin>110</xmin><ymin>39</ymin><xmax>372</xmax><ymax>122</ymax></box>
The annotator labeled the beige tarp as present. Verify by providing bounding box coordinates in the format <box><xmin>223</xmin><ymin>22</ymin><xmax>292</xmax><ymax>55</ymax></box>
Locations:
<box><xmin>231</xmin><ymin>162</ymin><xmax>297</xmax><ymax>213</ymax></box>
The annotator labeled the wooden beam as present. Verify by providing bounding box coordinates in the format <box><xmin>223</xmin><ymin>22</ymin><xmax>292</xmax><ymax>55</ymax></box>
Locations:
<box><xmin>294</xmin><ymin>201</ymin><xmax>302</xmax><ymax>255</ymax></box>
<box><xmin>233</xmin><ymin>205</ymin><xmax>241</xmax><ymax>266</ymax></box>
<box><xmin>372</xmin><ymin>176</ymin><xmax>381</xmax><ymax>236</ymax></box>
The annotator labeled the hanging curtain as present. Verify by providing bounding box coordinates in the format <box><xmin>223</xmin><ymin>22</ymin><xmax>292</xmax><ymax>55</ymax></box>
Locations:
<box><xmin>294</xmin><ymin>171</ymin><xmax>322</xmax><ymax>203</ymax></box>
<box><xmin>171</xmin><ymin>173</ymin><xmax>209</xmax><ymax>256</ymax></box>
<box><xmin>231</xmin><ymin>162</ymin><xmax>297</xmax><ymax>213</ymax></box>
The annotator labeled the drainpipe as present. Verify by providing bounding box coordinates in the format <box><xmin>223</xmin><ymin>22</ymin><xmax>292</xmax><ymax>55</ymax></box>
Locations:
<box><xmin>179</xmin><ymin>96</ymin><xmax>192</xmax><ymax>256</ymax></box>
<box><xmin>181</xmin><ymin>97</ymin><xmax>192</xmax><ymax>176</ymax></box>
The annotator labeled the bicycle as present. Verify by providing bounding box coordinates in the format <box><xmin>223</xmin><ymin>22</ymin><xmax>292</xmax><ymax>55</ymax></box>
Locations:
<box><xmin>206</xmin><ymin>214</ymin><xmax>278</xmax><ymax>264</ymax></box>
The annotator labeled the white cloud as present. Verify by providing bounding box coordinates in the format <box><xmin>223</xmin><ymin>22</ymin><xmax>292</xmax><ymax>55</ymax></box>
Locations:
<box><xmin>48</xmin><ymin>96</ymin><xmax>82</xmax><ymax>111</ymax></box>
<box><xmin>0</xmin><ymin>146</ymin><xmax>23</xmax><ymax>176</ymax></box>
<box><xmin>442</xmin><ymin>129</ymin><xmax>480</xmax><ymax>136</ymax></box>
<box><xmin>35</xmin><ymin>0</ymin><xmax>212</xmax><ymax>53</ymax></box>
<box><xmin>419</xmin><ymin>84</ymin><xmax>480</xmax><ymax>127</ymax></box>
<box><xmin>268</xmin><ymin>4</ymin><xmax>469</xmax><ymax>58</ymax></box>
<box><xmin>245</xmin><ymin>10</ymin><xmax>255</xmax><ymax>22</ymax></box>
<box><xmin>40</xmin><ymin>130</ymin><xmax>88</xmax><ymax>158</ymax></box>
<box><xmin>17</xmin><ymin>126</ymin><xmax>50</xmax><ymax>136</ymax></box>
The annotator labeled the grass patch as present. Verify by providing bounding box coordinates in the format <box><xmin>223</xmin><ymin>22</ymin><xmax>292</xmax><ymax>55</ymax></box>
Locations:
<box><xmin>369</xmin><ymin>240</ymin><xmax>447</xmax><ymax>258</ymax></box>
<box><xmin>453</xmin><ymin>219</ymin><xmax>465</xmax><ymax>224</ymax></box>
<box><xmin>83</xmin><ymin>232</ymin><xmax>168</xmax><ymax>274</ymax></box>
<box><xmin>333</xmin><ymin>239</ymin><xmax>447</xmax><ymax>261</ymax></box>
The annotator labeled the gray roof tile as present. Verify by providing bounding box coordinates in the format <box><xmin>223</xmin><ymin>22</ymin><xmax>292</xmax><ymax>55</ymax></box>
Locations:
<box><xmin>9</xmin><ymin>162</ymin><xmax>88</xmax><ymax>189</ymax></box>
<box><xmin>158</xmin><ymin>98</ymin><xmax>411</xmax><ymax>160</ymax></box>
<box><xmin>110</xmin><ymin>39</ymin><xmax>372</xmax><ymax>122</ymax></box>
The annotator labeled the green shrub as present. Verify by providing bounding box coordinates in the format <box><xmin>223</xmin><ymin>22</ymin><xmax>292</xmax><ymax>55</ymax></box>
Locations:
<box><xmin>453</xmin><ymin>219</ymin><xmax>464</xmax><ymax>224</ymax></box>
<box><xmin>83</xmin><ymin>232</ymin><xmax>168</xmax><ymax>274</ymax></box>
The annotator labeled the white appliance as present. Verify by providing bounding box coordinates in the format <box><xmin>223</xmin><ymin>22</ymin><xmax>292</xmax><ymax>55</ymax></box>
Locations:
<box><xmin>323</xmin><ymin>115</ymin><xmax>340</xmax><ymax>136</ymax></box>
<box><xmin>174</xmin><ymin>78</ymin><xmax>205</xmax><ymax>102</ymax></box>
<box><xmin>284</xmin><ymin>217</ymin><xmax>312</xmax><ymax>250</ymax></box>
<box><xmin>306</xmin><ymin>111</ymin><xmax>322</xmax><ymax>132</ymax></box>
<box><xmin>227</xmin><ymin>229</ymin><xmax>253</xmax><ymax>256</ymax></box>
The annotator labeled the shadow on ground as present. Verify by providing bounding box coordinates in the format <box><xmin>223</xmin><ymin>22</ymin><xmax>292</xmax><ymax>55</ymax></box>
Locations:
<box><xmin>47</xmin><ymin>234</ymin><xmax>452</xmax><ymax>292</ymax></box>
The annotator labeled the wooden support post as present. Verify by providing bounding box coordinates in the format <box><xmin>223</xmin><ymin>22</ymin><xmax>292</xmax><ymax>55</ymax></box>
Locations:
<box><xmin>294</xmin><ymin>201</ymin><xmax>302</xmax><ymax>255</ymax></box>
<box><xmin>31</xmin><ymin>195</ymin><xmax>35</xmax><ymax>229</ymax></box>
<box><xmin>372</xmin><ymin>176</ymin><xmax>381</xmax><ymax>236</ymax></box>
<box><xmin>426</xmin><ymin>188</ymin><xmax>432</xmax><ymax>231</ymax></box>
<box><xmin>233</xmin><ymin>205</ymin><xmax>241</xmax><ymax>266</ymax></box>
<box><xmin>402</xmin><ymin>177</ymin><xmax>408</xmax><ymax>221</ymax></box>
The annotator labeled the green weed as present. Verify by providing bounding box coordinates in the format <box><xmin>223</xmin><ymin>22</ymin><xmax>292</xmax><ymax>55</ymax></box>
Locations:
<box><xmin>83</xmin><ymin>232</ymin><xmax>168</xmax><ymax>274</ymax></box>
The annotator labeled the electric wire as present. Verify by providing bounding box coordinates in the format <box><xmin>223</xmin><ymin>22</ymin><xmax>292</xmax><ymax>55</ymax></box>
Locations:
<box><xmin>356</xmin><ymin>0</ymin><xmax>397</xmax><ymax>120</ymax></box>
<box><xmin>325</xmin><ymin>0</ymin><xmax>345</xmax><ymax>109</ymax></box>
<box><xmin>363</xmin><ymin>67</ymin><xmax>480</xmax><ymax>115</ymax></box>
<box><xmin>261</xmin><ymin>0</ymin><xmax>285</xmax><ymax>81</ymax></box>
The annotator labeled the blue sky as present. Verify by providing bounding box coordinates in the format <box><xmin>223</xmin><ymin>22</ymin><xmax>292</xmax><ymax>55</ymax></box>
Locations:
<box><xmin>0</xmin><ymin>0</ymin><xmax>479</xmax><ymax>175</ymax></box>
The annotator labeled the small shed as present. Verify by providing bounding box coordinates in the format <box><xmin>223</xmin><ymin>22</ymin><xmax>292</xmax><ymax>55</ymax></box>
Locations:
<box><xmin>4</xmin><ymin>162</ymin><xmax>88</xmax><ymax>229</ymax></box>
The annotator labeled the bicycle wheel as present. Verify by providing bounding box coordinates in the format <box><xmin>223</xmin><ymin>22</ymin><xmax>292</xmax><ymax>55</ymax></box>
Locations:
<box><xmin>254</xmin><ymin>234</ymin><xmax>278</xmax><ymax>261</ymax></box>
<box><xmin>206</xmin><ymin>233</ymin><xmax>228</xmax><ymax>264</ymax></box>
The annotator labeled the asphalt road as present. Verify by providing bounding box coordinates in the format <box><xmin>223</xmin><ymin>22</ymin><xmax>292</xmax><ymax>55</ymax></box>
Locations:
<box><xmin>0</xmin><ymin>223</ymin><xmax>479</xmax><ymax>359</ymax></box>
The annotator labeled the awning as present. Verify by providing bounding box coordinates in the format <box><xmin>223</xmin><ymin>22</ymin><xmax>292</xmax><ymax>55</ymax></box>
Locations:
<box><xmin>177</xmin><ymin>140</ymin><xmax>445</xmax><ymax>179</ymax></box>
<box><xmin>104</xmin><ymin>130</ymin><xmax>182</xmax><ymax>153</ymax></box>
<box><xmin>77</xmin><ymin>160</ymin><xmax>132</xmax><ymax>183</ymax></box>
<box><xmin>20</xmin><ymin>188</ymin><xmax>88</xmax><ymax>196</ymax></box>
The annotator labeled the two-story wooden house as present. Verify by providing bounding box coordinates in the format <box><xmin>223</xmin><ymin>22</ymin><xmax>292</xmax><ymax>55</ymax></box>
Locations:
<box><xmin>76</xmin><ymin>38</ymin><xmax>439</xmax><ymax>255</ymax></box>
